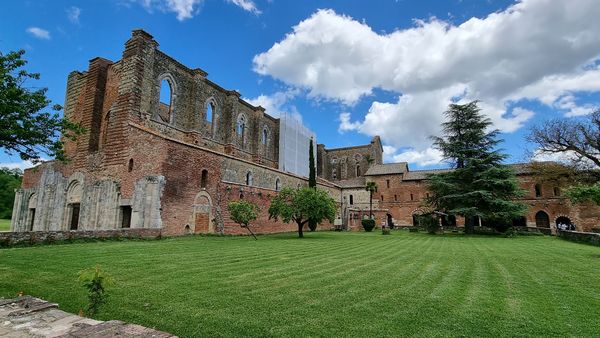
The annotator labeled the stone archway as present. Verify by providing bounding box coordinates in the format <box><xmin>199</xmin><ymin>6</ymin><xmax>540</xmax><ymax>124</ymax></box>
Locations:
<box><xmin>535</xmin><ymin>211</ymin><xmax>550</xmax><ymax>228</ymax></box>
<box><xmin>556</xmin><ymin>216</ymin><xmax>573</xmax><ymax>230</ymax></box>
<box><xmin>192</xmin><ymin>192</ymin><xmax>212</xmax><ymax>234</ymax></box>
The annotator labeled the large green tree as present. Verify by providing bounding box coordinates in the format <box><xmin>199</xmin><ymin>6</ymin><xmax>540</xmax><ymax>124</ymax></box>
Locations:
<box><xmin>228</xmin><ymin>200</ymin><xmax>260</xmax><ymax>239</ymax></box>
<box><xmin>268</xmin><ymin>187</ymin><xmax>336</xmax><ymax>238</ymax></box>
<box><xmin>0</xmin><ymin>50</ymin><xmax>82</xmax><ymax>162</ymax></box>
<box><xmin>427</xmin><ymin>101</ymin><xmax>526</xmax><ymax>233</ymax></box>
<box><xmin>0</xmin><ymin>167</ymin><xmax>22</xmax><ymax>219</ymax></box>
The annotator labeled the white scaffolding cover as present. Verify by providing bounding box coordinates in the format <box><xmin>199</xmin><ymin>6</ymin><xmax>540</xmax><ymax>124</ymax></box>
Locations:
<box><xmin>279</xmin><ymin>113</ymin><xmax>316</xmax><ymax>178</ymax></box>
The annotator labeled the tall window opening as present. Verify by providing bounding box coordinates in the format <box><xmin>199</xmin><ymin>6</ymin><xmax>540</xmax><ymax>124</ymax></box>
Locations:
<box><xmin>158</xmin><ymin>78</ymin><xmax>173</xmax><ymax>123</ymax></box>
<box><xmin>28</xmin><ymin>208</ymin><xmax>35</xmax><ymax>231</ymax></box>
<box><xmin>262</xmin><ymin>127</ymin><xmax>268</xmax><ymax>145</ymax></box>
<box><xmin>237</xmin><ymin>115</ymin><xmax>246</xmax><ymax>146</ymax></box>
<box><xmin>275</xmin><ymin>178</ymin><xmax>281</xmax><ymax>191</ymax></box>
<box><xmin>356</xmin><ymin>165</ymin><xmax>361</xmax><ymax>177</ymax></box>
<box><xmin>553</xmin><ymin>187</ymin><xmax>561</xmax><ymax>196</ymax></box>
<box><xmin>386</xmin><ymin>180</ymin><xmax>390</xmax><ymax>188</ymax></box>
<box><xmin>201</xmin><ymin>169</ymin><xmax>208</xmax><ymax>188</ymax></box>
<box><xmin>349</xmin><ymin>195</ymin><xmax>354</xmax><ymax>205</ymax></box>
<box><xmin>121</xmin><ymin>206</ymin><xmax>132</xmax><ymax>228</ymax></box>
<box><xmin>410</xmin><ymin>193</ymin><xmax>414</xmax><ymax>201</ymax></box>
<box><xmin>206</xmin><ymin>101</ymin><xmax>214</xmax><ymax>122</ymax></box>
<box><xmin>535</xmin><ymin>211</ymin><xmax>550</xmax><ymax>227</ymax></box>
<box><xmin>70</xmin><ymin>203</ymin><xmax>80</xmax><ymax>230</ymax></box>
<box><xmin>128</xmin><ymin>158</ymin><xmax>134</xmax><ymax>172</ymax></box>
<box><xmin>535</xmin><ymin>184</ymin><xmax>542</xmax><ymax>197</ymax></box>
<box><xmin>246</xmin><ymin>171</ymin><xmax>253</xmax><ymax>186</ymax></box>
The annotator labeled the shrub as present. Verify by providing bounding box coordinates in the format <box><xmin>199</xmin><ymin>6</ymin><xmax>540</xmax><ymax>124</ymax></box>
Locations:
<box><xmin>361</xmin><ymin>219</ymin><xmax>376</xmax><ymax>232</ymax></box>
<box><xmin>592</xmin><ymin>228</ymin><xmax>600</xmax><ymax>234</ymax></box>
<box><xmin>78</xmin><ymin>265</ymin><xmax>114</xmax><ymax>318</ymax></box>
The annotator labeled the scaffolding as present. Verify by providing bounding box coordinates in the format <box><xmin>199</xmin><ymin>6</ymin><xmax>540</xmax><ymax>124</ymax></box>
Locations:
<box><xmin>278</xmin><ymin>113</ymin><xmax>316</xmax><ymax>178</ymax></box>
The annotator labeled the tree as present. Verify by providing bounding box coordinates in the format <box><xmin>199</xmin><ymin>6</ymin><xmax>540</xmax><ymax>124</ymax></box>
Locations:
<box><xmin>528</xmin><ymin>110</ymin><xmax>600</xmax><ymax>169</ymax></box>
<box><xmin>564</xmin><ymin>183</ymin><xmax>600</xmax><ymax>205</ymax></box>
<box><xmin>268</xmin><ymin>187</ymin><xmax>336</xmax><ymax>238</ymax></box>
<box><xmin>426</xmin><ymin>101</ymin><xmax>527</xmax><ymax>234</ymax></box>
<box><xmin>228</xmin><ymin>200</ymin><xmax>260</xmax><ymax>239</ymax></box>
<box><xmin>307</xmin><ymin>138</ymin><xmax>318</xmax><ymax>231</ymax></box>
<box><xmin>0</xmin><ymin>167</ymin><xmax>22</xmax><ymax>219</ymax></box>
<box><xmin>0</xmin><ymin>50</ymin><xmax>82</xmax><ymax>162</ymax></box>
<box><xmin>365</xmin><ymin>181</ymin><xmax>378</xmax><ymax>219</ymax></box>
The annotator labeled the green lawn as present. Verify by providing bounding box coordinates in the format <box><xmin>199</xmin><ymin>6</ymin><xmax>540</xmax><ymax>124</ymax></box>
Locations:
<box><xmin>0</xmin><ymin>219</ymin><xmax>10</xmax><ymax>231</ymax></box>
<box><xmin>0</xmin><ymin>232</ymin><xmax>598</xmax><ymax>337</ymax></box>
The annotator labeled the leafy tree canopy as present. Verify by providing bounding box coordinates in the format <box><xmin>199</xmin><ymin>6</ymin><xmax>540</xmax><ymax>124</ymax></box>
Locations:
<box><xmin>0</xmin><ymin>167</ymin><xmax>22</xmax><ymax>219</ymax></box>
<box><xmin>268</xmin><ymin>187</ymin><xmax>336</xmax><ymax>238</ymax></box>
<box><xmin>0</xmin><ymin>50</ymin><xmax>82</xmax><ymax>163</ymax></box>
<box><xmin>426</xmin><ymin>101</ymin><xmax>526</xmax><ymax>233</ymax></box>
<box><xmin>564</xmin><ymin>182</ymin><xmax>600</xmax><ymax>205</ymax></box>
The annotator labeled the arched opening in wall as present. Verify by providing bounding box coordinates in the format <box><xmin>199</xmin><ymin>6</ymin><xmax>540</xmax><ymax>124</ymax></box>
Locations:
<box><xmin>193</xmin><ymin>193</ymin><xmax>212</xmax><ymax>234</ymax></box>
<box><xmin>275</xmin><ymin>178</ymin><xmax>281</xmax><ymax>191</ymax></box>
<box><xmin>185</xmin><ymin>224</ymin><xmax>192</xmax><ymax>235</ymax></box>
<box><xmin>246</xmin><ymin>171</ymin><xmax>253</xmax><ymax>186</ymax></box>
<box><xmin>201</xmin><ymin>169</ymin><xmax>208</xmax><ymax>188</ymax></box>
<box><xmin>120</xmin><ymin>205</ymin><xmax>132</xmax><ymax>228</ymax></box>
<box><xmin>441</xmin><ymin>215</ymin><xmax>457</xmax><ymax>227</ymax></box>
<box><xmin>262</xmin><ymin>127</ymin><xmax>268</xmax><ymax>145</ymax></box>
<box><xmin>237</xmin><ymin>114</ymin><xmax>246</xmax><ymax>147</ymax></box>
<box><xmin>410</xmin><ymin>193</ymin><xmax>414</xmax><ymax>201</ymax></box>
<box><xmin>556</xmin><ymin>216</ymin><xmax>573</xmax><ymax>230</ymax></box>
<box><xmin>66</xmin><ymin>181</ymin><xmax>83</xmax><ymax>230</ymax></box>
<box><xmin>206</xmin><ymin>101</ymin><xmax>214</xmax><ymax>123</ymax></box>
<box><xmin>356</xmin><ymin>165</ymin><xmax>361</xmax><ymax>177</ymax></box>
<box><xmin>100</xmin><ymin>111</ymin><xmax>111</xmax><ymax>149</ymax></box>
<box><xmin>128</xmin><ymin>158</ymin><xmax>134</xmax><ymax>172</ymax></box>
<box><xmin>27</xmin><ymin>193</ymin><xmax>37</xmax><ymax>231</ymax></box>
<box><xmin>535</xmin><ymin>184</ymin><xmax>542</xmax><ymax>197</ymax></box>
<box><xmin>512</xmin><ymin>216</ymin><xmax>527</xmax><ymax>227</ymax></box>
<box><xmin>553</xmin><ymin>187</ymin><xmax>561</xmax><ymax>196</ymax></box>
<box><xmin>349</xmin><ymin>195</ymin><xmax>354</xmax><ymax>205</ymax></box>
<box><xmin>158</xmin><ymin>78</ymin><xmax>174</xmax><ymax>124</ymax></box>
<box><xmin>535</xmin><ymin>211</ymin><xmax>550</xmax><ymax>227</ymax></box>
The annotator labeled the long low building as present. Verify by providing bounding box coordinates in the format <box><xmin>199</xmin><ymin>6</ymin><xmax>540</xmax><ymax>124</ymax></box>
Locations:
<box><xmin>11</xmin><ymin>30</ymin><xmax>600</xmax><ymax>235</ymax></box>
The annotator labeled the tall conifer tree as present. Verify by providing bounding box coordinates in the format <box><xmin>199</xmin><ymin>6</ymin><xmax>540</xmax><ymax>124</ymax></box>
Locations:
<box><xmin>308</xmin><ymin>138</ymin><xmax>318</xmax><ymax>231</ymax></box>
<box><xmin>426</xmin><ymin>101</ymin><xmax>526</xmax><ymax>233</ymax></box>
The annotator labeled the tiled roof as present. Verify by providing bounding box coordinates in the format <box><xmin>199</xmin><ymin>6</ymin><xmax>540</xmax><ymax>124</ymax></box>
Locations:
<box><xmin>364</xmin><ymin>163</ymin><xmax>408</xmax><ymax>176</ymax></box>
<box><xmin>403</xmin><ymin>169</ymin><xmax>453</xmax><ymax>180</ymax></box>
<box><xmin>335</xmin><ymin>176</ymin><xmax>366</xmax><ymax>188</ymax></box>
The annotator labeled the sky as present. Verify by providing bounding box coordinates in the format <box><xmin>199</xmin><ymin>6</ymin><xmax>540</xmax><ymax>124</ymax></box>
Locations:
<box><xmin>1</xmin><ymin>0</ymin><xmax>600</xmax><ymax>171</ymax></box>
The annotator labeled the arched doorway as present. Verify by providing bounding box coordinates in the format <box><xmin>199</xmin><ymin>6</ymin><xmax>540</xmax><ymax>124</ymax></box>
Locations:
<box><xmin>555</xmin><ymin>216</ymin><xmax>573</xmax><ymax>230</ymax></box>
<box><xmin>535</xmin><ymin>211</ymin><xmax>550</xmax><ymax>228</ymax></box>
<box><xmin>192</xmin><ymin>192</ymin><xmax>212</xmax><ymax>234</ymax></box>
<box><xmin>65</xmin><ymin>181</ymin><xmax>83</xmax><ymax>230</ymax></box>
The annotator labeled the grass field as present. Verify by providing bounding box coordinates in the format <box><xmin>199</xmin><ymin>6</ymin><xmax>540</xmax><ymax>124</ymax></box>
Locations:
<box><xmin>0</xmin><ymin>219</ymin><xmax>10</xmax><ymax>231</ymax></box>
<box><xmin>0</xmin><ymin>232</ymin><xmax>598</xmax><ymax>337</ymax></box>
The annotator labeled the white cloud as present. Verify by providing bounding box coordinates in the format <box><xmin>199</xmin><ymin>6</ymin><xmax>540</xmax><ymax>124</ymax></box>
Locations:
<box><xmin>26</xmin><ymin>27</ymin><xmax>50</xmax><ymax>40</ymax></box>
<box><xmin>338</xmin><ymin>112</ymin><xmax>360</xmax><ymax>132</ymax></box>
<box><xmin>67</xmin><ymin>6</ymin><xmax>81</xmax><ymax>24</ymax></box>
<box><xmin>227</xmin><ymin>0</ymin><xmax>261</xmax><ymax>14</ymax></box>
<box><xmin>134</xmin><ymin>0</ymin><xmax>260</xmax><ymax>20</ymax></box>
<box><xmin>391</xmin><ymin>148</ymin><xmax>444</xmax><ymax>167</ymax></box>
<box><xmin>245</xmin><ymin>88</ymin><xmax>299</xmax><ymax>118</ymax></box>
<box><xmin>253</xmin><ymin>1</ymin><xmax>600</xmax><ymax>156</ymax></box>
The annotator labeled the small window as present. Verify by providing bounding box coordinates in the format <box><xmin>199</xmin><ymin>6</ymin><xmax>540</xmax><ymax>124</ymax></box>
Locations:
<box><xmin>356</xmin><ymin>165</ymin><xmax>361</xmax><ymax>177</ymax></box>
<box><xmin>381</xmin><ymin>195</ymin><xmax>384</xmax><ymax>202</ymax></box>
<box><xmin>275</xmin><ymin>178</ymin><xmax>281</xmax><ymax>191</ymax></box>
<box><xmin>262</xmin><ymin>128</ymin><xmax>268</xmax><ymax>145</ymax></box>
<box><xmin>332</xmin><ymin>170</ymin><xmax>337</xmax><ymax>180</ymax></box>
<box><xmin>201</xmin><ymin>169</ymin><xmax>208</xmax><ymax>188</ymax></box>
<box><xmin>246</xmin><ymin>171</ymin><xmax>253</xmax><ymax>186</ymax></box>
<box><xmin>426</xmin><ymin>193</ymin><xmax>430</xmax><ymax>198</ymax></box>
<box><xmin>121</xmin><ymin>206</ymin><xmax>132</xmax><ymax>228</ymax></box>
<box><xmin>386</xmin><ymin>179</ymin><xmax>390</xmax><ymax>188</ymax></box>
<box><xmin>128</xmin><ymin>158</ymin><xmax>134</xmax><ymax>172</ymax></box>
<box><xmin>535</xmin><ymin>184</ymin><xmax>542</xmax><ymax>197</ymax></box>
<box><xmin>394</xmin><ymin>194</ymin><xmax>397</xmax><ymax>202</ymax></box>
<box><xmin>349</xmin><ymin>195</ymin><xmax>354</xmax><ymax>205</ymax></box>
<box><xmin>553</xmin><ymin>187</ymin><xmax>560</xmax><ymax>196</ymax></box>
<box><xmin>410</xmin><ymin>193</ymin><xmax>414</xmax><ymax>201</ymax></box>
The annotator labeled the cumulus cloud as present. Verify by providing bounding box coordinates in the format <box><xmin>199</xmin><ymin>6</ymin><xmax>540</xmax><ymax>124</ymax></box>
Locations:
<box><xmin>26</xmin><ymin>27</ymin><xmax>50</xmax><ymax>40</ymax></box>
<box><xmin>253</xmin><ymin>0</ymin><xmax>600</xmax><ymax>160</ymax></box>
<box><xmin>245</xmin><ymin>88</ymin><xmax>300</xmax><ymax>118</ymax></box>
<box><xmin>134</xmin><ymin>0</ymin><xmax>260</xmax><ymax>20</ymax></box>
<box><xmin>67</xmin><ymin>6</ymin><xmax>81</xmax><ymax>24</ymax></box>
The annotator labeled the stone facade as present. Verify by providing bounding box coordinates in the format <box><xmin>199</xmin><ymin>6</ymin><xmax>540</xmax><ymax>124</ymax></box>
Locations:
<box><xmin>10</xmin><ymin>29</ymin><xmax>600</xmax><ymax>236</ymax></box>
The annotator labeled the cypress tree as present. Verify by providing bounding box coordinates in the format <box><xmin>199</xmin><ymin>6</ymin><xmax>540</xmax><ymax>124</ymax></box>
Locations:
<box><xmin>308</xmin><ymin>138</ymin><xmax>318</xmax><ymax>231</ymax></box>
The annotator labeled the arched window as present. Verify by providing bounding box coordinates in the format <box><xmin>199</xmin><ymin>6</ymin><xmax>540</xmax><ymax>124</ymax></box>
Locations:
<box><xmin>349</xmin><ymin>195</ymin><xmax>354</xmax><ymax>205</ymax></box>
<box><xmin>201</xmin><ymin>169</ymin><xmax>208</xmax><ymax>188</ymax></box>
<box><xmin>158</xmin><ymin>78</ymin><xmax>174</xmax><ymax>124</ymax></box>
<box><xmin>275</xmin><ymin>178</ymin><xmax>281</xmax><ymax>191</ymax></box>
<box><xmin>246</xmin><ymin>171</ymin><xmax>253</xmax><ymax>186</ymax></box>
<box><xmin>356</xmin><ymin>165</ymin><xmax>361</xmax><ymax>177</ymax></box>
<box><xmin>237</xmin><ymin>114</ymin><xmax>246</xmax><ymax>146</ymax></box>
<box><xmin>206</xmin><ymin>101</ymin><xmax>214</xmax><ymax>122</ymax></box>
<box><xmin>535</xmin><ymin>211</ymin><xmax>550</xmax><ymax>227</ymax></box>
<box><xmin>535</xmin><ymin>184</ymin><xmax>542</xmax><ymax>197</ymax></box>
<box><xmin>553</xmin><ymin>187</ymin><xmax>561</xmax><ymax>196</ymax></box>
<box><xmin>262</xmin><ymin>127</ymin><xmax>268</xmax><ymax>145</ymax></box>
<box><xmin>128</xmin><ymin>159</ymin><xmax>134</xmax><ymax>172</ymax></box>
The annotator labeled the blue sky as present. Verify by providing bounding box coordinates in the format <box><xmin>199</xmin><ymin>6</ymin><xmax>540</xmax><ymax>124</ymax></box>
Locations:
<box><xmin>1</xmin><ymin>0</ymin><xmax>600</xmax><ymax>170</ymax></box>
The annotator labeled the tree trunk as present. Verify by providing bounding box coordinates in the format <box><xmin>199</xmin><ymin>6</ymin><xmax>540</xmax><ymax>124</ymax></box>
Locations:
<box><xmin>369</xmin><ymin>192</ymin><xmax>373</xmax><ymax>219</ymax></box>
<box><xmin>297</xmin><ymin>221</ymin><xmax>304</xmax><ymax>238</ymax></box>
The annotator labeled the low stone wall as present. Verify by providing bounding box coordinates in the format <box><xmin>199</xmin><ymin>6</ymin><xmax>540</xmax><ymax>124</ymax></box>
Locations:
<box><xmin>0</xmin><ymin>228</ymin><xmax>162</xmax><ymax>247</ymax></box>
<box><xmin>558</xmin><ymin>230</ymin><xmax>600</xmax><ymax>246</ymax></box>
